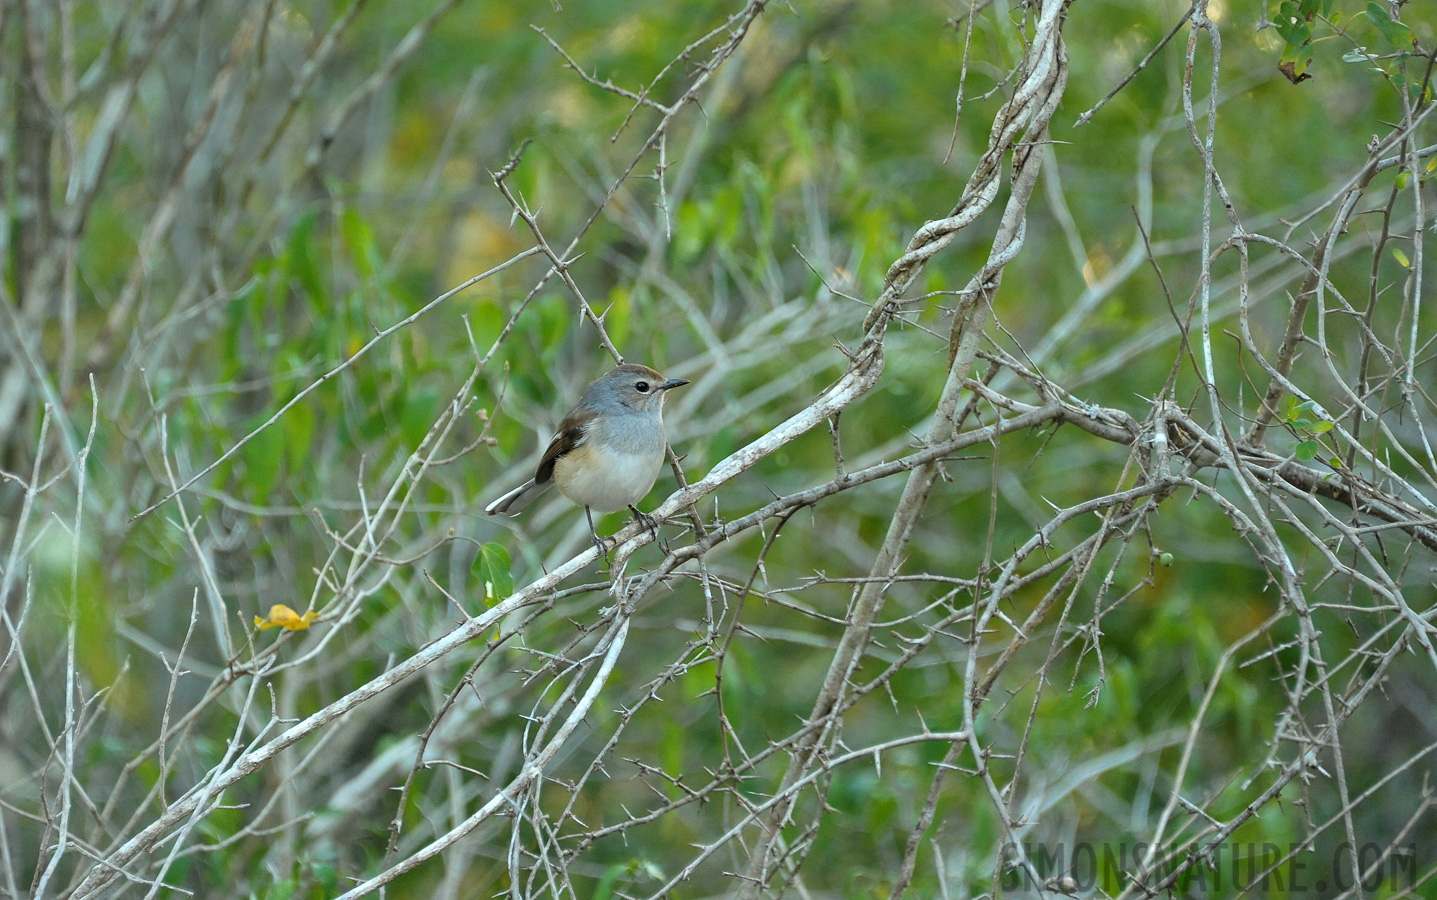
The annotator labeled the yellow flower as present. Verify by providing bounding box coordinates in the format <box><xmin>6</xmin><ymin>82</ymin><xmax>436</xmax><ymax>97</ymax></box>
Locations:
<box><xmin>254</xmin><ymin>604</ymin><xmax>320</xmax><ymax>632</ymax></box>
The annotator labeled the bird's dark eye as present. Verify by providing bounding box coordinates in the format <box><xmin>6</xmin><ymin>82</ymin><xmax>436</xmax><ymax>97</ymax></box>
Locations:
<box><xmin>635</xmin><ymin>381</ymin><xmax>651</xmax><ymax>393</ymax></box>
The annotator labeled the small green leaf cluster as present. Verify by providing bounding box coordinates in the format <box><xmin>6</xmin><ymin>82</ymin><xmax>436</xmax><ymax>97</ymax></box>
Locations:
<box><xmin>1274</xmin><ymin>0</ymin><xmax>1336</xmax><ymax>80</ymax></box>
<box><xmin>1275</xmin><ymin>0</ymin><xmax>1418</xmax><ymax>83</ymax></box>
<box><xmin>1284</xmin><ymin>396</ymin><xmax>1336</xmax><ymax>463</ymax></box>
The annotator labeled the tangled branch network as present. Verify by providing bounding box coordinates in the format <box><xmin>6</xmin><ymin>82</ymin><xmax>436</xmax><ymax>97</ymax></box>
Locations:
<box><xmin>3</xmin><ymin>0</ymin><xmax>1437</xmax><ymax>897</ymax></box>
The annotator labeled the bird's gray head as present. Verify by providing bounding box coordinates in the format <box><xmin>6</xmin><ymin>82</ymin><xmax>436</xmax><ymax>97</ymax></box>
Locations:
<box><xmin>583</xmin><ymin>363</ymin><xmax>688</xmax><ymax>414</ymax></box>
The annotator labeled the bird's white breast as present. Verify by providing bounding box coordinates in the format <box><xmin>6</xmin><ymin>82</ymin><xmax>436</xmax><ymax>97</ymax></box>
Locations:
<box><xmin>552</xmin><ymin>428</ymin><xmax>666</xmax><ymax>514</ymax></box>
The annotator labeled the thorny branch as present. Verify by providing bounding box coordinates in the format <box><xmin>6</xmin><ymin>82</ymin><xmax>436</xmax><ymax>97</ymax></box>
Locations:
<box><xmin>2</xmin><ymin>1</ymin><xmax>1436</xmax><ymax>898</ymax></box>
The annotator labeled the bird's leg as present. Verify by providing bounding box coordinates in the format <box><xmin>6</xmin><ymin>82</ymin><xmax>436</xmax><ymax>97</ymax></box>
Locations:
<box><xmin>629</xmin><ymin>505</ymin><xmax>668</xmax><ymax>552</ymax></box>
<box><xmin>628</xmin><ymin>505</ymin><xmax>659</xmax><ymax>534</ymax></box>
<box><xmin>585</xmin><ymin>507</ymin><xmax>613</xmax><ymax>565</ymax></box>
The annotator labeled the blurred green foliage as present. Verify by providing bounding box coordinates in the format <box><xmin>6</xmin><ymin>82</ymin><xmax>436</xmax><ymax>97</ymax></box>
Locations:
<box><xmin>4</xmin><ymin>0</ymin><xmax>1437</xmax><ymax>896</ymax></box>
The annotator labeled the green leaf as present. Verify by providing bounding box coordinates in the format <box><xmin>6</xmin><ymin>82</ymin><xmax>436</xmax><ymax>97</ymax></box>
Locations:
<box><xmin>473</xmin><ymin>542</ymin><xmax>514</xmax><ymax>604</ymax></box>
<box><xmin>1396</xmin><ymin>171</ymin><xmax>1409</xmax><ymax>190</ymax></box>
<box><xmin>1278</xmin><ymin>50</ymin><xmax>1313</xmax><ymax>80</ymax></box>
<box><xmin>1393</xmin><ymin>247</ymin><xmax>1411</xmax><ymax>268</ymax></box>
<box><xmin>1286</xmin><ymin>399</ymin><xmax>1319</xmax><ymax>423</ymax></box>
<box><xmin>1366</xmin><ymin>3</ymin><xmax>1416</xmax><ymax>48</ymax></box>
<box><xmin>1309</xmin><ymin>420</ymin><xmax>1334</xmax><ymax>434</ymax></box>
<box><xmin>1296</xmin><ymin>439</ymin><xmax>1320</xmax><ymax>461</ymax></box>
<box><xmin>1275</xmin><ymin>1</ymin><xmax>1311</xmax><ymax>48</ymax></box>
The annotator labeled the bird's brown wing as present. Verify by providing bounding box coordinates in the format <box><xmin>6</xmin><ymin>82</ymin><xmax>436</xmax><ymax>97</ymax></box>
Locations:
<box><xmin>534</xmin><ymin>404</ymin><xmax>596</xmax><ymax>485</ymax></box>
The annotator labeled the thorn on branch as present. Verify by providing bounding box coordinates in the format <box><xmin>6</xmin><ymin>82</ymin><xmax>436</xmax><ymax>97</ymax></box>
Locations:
<box><xmin>491</xmin><ymin>138</ymin><xmax>532</xmax><ymax>184</ymax></box>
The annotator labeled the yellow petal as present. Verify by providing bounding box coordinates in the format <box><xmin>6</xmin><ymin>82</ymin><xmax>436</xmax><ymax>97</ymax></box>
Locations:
<box><xmin>256</xmin><ymin>604</ymin><xmax>320</xmax><ymax>632</ymax></box>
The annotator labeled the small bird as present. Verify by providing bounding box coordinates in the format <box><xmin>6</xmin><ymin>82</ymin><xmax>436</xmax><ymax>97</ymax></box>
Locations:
<box><xmin>485</xmin><ymin>363</ymin><xmax>689</xmax><ymax>554</ymax></box>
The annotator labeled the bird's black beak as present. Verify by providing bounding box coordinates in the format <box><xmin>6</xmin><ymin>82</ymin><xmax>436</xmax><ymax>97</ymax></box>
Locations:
<box><xmin>660</xmin><ymin>378</ymin><xmax>689</xmax><ymax>390</ymax></box>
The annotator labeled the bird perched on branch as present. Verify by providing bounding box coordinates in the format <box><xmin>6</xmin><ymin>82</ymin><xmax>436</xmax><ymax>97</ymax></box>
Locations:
<box><xmin>486</xmin><ymin>363</ymin><xmax>688</xmax><ymax>555</ymax></box>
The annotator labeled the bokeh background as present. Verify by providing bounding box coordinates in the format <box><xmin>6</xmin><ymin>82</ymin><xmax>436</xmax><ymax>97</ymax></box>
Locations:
<box><xmin>3</xmin><ymin>0</ymin><xmax>1436</xmax><ymax>897</ymax></box>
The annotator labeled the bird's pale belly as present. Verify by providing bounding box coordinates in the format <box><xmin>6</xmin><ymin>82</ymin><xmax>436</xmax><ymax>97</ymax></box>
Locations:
<box><xmin>552</xmin><ymin>442</ymin><xmax>665</xmax><ymax>513</ymax></box>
